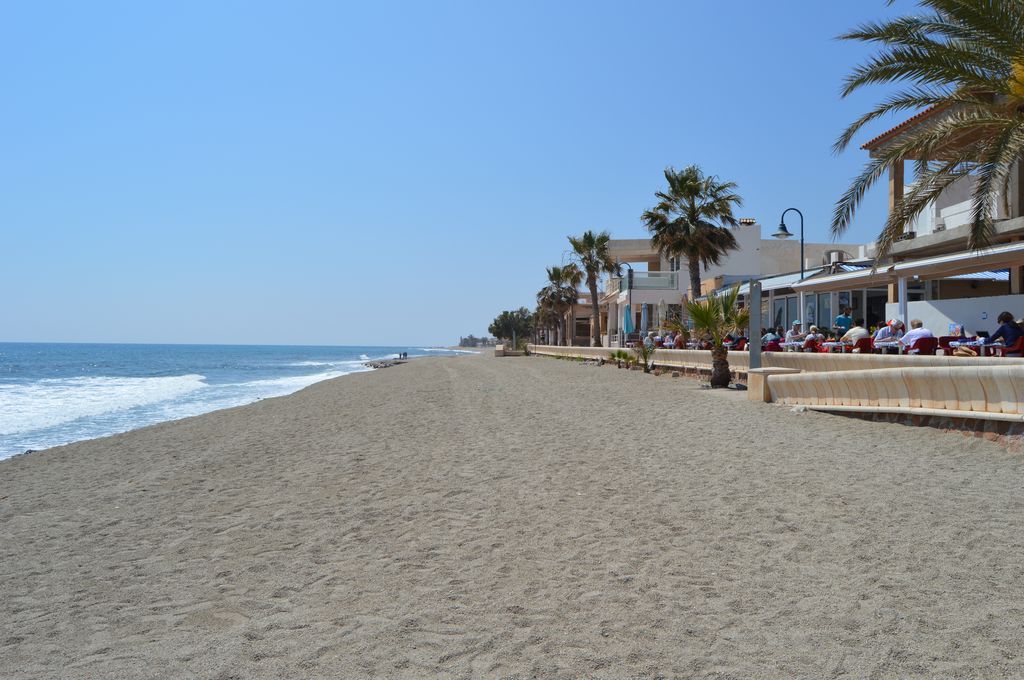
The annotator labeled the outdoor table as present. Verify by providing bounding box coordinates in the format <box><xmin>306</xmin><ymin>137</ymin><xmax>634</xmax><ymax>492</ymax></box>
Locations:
<box><xmin>822</xmin><ymin>341</ymin><xmax>849</xmax><ymax>353</ymax></box>
<box><xmin>780</xmin><ymin>341</ymin><xmax>804</xmax><ymax>352</ymax></box>
<box><xmin>950</xmin><ymin>339</ymin><xmax>1000</xmax><ymax>356</ymax></box>
<box><xmin>873</xmin><ymin>340</ymin><xmax>900</xmax><ymax>354</ymax></box>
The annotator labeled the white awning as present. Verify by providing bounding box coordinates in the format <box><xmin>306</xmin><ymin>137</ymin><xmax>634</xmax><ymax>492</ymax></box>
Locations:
<box><xmin>792</xmin><ymin>242</ymin><xmax>1024</xmax><ymax>292</ymax></box>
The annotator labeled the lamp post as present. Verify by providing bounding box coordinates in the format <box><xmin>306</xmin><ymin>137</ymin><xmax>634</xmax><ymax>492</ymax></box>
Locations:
<box><xmin>774</xmin><ymin>208</ymin><xmax>807</xmax><ymax>330</ymax></box>
<box><xmin>616</xmin><ymin>261</ymin><xmax>633</xmax><ymax>346</ymax></box>
<box><xmin>773</xmin><ymin>208</ymin><xmax>805</xmax><ymax>280</ymax></box>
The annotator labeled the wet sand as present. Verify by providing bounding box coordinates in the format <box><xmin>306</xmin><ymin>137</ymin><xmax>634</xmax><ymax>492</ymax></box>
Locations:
<box><xmin>2</xmin><ymin>353</ymin><xmax>1023</xmax><ymax>678</ymax></box>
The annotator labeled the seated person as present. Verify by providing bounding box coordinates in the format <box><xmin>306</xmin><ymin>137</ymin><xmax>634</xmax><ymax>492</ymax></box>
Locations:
<box><xmin>761</xmin><ymin>328</ymin><xmax>780</xmax><ymax>344</ymax></box>
<box><xmin>784</xmin><ymin>321</ymin><xmax>806</xmax><ymax>343</ymax></box>
<box><xmin>643</xmin><ymin>331</ymin><xmax>656</xmax><ymax>349</ymax></box>
<box><xmin>898</xmin><ymin>319</ymin><xmax>934</xmax><ymax>349</ymax></box>
<box><xmin>805</xmin><ymin>326</ymin><xmax>824</xmax><ymax>343</ymax></box>
<box><xmin>840</xmin><ymin>318</ymin><xmax>869</xmax><ymax>345</ymax></box>
<box><xmin>673</xmin><ymin>333</ymin><xmax>685</xmax><ymax>349</ymax></box>
<box><xmin>872</xmin><ymin>319</ymin><xmax>904</xmax><ymax>344</ymax></box>
<box><xmin>985</xmin><ymin>311</ymin><xmax>1023</xmax><ymax>354</ymax></box>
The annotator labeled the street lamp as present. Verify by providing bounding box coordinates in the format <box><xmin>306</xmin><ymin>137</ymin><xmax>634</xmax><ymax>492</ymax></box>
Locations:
<box><xmin>773</xmin><ymin>207</ymin><xmax>805</xmax><ymax>280</ymax></box>
<box><xmin>616</xmin><ymin>260</ymin><xmax>633</xmax><ymax>346</ymax></box>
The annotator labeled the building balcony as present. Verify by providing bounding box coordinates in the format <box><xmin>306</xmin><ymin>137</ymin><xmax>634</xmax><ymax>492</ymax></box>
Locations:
<box><xmin>606</xmin><ymin>271</ymin><xmax>679</xmax><ymax>295</ymax></box>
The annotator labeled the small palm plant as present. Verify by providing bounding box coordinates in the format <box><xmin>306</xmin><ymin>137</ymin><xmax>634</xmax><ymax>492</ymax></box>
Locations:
<box><xmin>632</xmin><ymin>343</ymin><xmax>656</xmax><ymax>373</ymax></box>
<box><xmin>609</xmin><ymin>349</ymin><xmax>631</xmax><ymax>368</ymax></box>
<box><xmin>684</xmin><ymin>285</ymin><xmax>750</xmax><ymax>388</ymax></box>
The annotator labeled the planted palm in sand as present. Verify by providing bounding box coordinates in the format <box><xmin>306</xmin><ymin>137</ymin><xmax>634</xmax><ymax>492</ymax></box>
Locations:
<box><xmin>685</xmin><ymin>284</ymin><xmax>749</xmax><ymax>388</ymax></box>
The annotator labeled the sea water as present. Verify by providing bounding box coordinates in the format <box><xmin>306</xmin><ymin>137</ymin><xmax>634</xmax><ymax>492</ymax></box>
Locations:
<box><xmin>0</xmin><ymin>343</ymin><xmax>475</xmax><ymax>459</ymax></box>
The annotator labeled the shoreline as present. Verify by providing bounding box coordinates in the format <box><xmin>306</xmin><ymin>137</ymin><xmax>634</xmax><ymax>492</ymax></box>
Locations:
<box><xmin>2</xmin><ymin>353</ymin><xmax>420</xmax><ymax>461</ymax></box>
<box><xmin>3</xmin><ymin>353</ymin><xmax>1021</xmax><ymax>676</ymax></box>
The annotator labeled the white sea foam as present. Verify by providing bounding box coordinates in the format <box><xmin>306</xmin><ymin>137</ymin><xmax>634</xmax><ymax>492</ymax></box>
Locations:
<box><xmin>0</xmin><ymin>374</ymin><xmax>207</xmax><ymax>436</ymax></box>
<box><xmin>418</xmin><ymin>347</ymin><xmax>480</xmax><ymax>354</ymax></box>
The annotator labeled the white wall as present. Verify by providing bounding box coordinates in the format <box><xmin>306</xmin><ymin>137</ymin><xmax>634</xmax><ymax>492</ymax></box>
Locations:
<box><xmin>885</xmin><ymin>293</ymin><xmax>1024</xmax><ymax>337</ymax></box>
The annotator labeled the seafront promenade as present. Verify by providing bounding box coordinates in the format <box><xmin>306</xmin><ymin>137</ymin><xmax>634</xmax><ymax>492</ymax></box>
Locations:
<box><xmin>2</xmin><ymin>353</ymin><xmax>1022</xmax><ymax>677</ymax></box>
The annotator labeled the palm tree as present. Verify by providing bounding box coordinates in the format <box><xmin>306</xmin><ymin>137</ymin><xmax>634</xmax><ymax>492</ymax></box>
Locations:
<box><xmin>641</xmin><ymin>165</ymin><xmax>743</xmax><ymax>300</ymax></box>
<box><xmin>684</xmin><ymin>284</ymin><xmax>750</xmax><ymax>389</ymax></box>
<box><xmin>568</xmin><ymin>231</ymin><xmax>618</xmax><ymax>347</ymax></box>
<box><xmin>538</xmin><ymin>264</ymin><xmax>583</xmax><ymax>345</ymax></box>
<box><xmin>534</xmin><ymin>299</ymin><xmax>559</xmax><ymax>345</ymax></box>
<box><xmin>833</xmin><ymin>0</ymin><xmax>1024</xmax><ymax>258</ymax></box>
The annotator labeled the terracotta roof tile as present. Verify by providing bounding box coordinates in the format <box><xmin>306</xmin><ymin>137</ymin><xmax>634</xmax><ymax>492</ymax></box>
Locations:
<box><xmin>860</xmin><ymin>104</ymin><xmax>947</xmax><ymax>151</ymax></box>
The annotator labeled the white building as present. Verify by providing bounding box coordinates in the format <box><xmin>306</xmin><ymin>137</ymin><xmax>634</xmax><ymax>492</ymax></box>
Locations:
<box><xmin>596</xmin><ymin>223</ymin><xmax>863</xmax><ymax>346</ymax></box>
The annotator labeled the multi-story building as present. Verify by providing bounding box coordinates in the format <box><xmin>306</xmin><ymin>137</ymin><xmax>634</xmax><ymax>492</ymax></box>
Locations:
<box><xmin>585</xmin><ymin>223</ymin><xmax>861</xmax><ymax>346</ymax></box>
<box><xmin>794</xmin><ymin>107</ymin><xmax>1024</xmax><ymax>337</ymax></box>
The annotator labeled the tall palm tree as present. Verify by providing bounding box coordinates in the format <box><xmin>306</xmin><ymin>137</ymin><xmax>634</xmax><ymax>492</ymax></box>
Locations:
<box><xmin>568</xmin><ymin>231</ymin><xmax>618</xmax><ymax>347</ymax></box>
<box><xmin>642</xmin><ymin>165</ymin><xmax>743</xmax><ymax>300</ymax></box>
<box><xmin>833</xmin><ymin>0</ymin><xmax>1024</xmax><ymax>258</ymax></box>
<box><xmin>534</xmin><ymin>298</ymin><xmax>559</xmax><ymax>345</ymax></box>
<box><xmin>685</xmin><ymin>284</ymin><xmax>750</xmax><ymax>389</ymax></box>
<box><xmin>536</xmin><ymin>264</ymin><xmax>582</xmax><ymax>345</ymax></box>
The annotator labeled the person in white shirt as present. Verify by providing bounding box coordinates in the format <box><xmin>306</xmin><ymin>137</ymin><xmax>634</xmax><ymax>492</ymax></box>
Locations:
<box><xmin>840</xmin><ymin>318</ymin><xmax>870</xmax><ymax>346</ymax></box>
<box><xmin>873</xmin><ymin>319</ymin><xmax>904</xmax><ymax>344</ymax></box>
<box><xmin>899</xmin><ymin>319</ymin><xmax>934</xmax><ymax>349</ymax></box>
<box><xmin>784</xmin><ymin>321</ymin><xmax>806</xmax><ymax>343</ymax></box>
<box><xmin>805</xmin><ymin>325</ymin><xmax>825</xmax><ymax>343</ymax></box>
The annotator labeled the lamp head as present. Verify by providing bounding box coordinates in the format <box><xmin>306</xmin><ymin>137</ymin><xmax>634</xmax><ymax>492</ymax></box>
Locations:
<box><xmin>772</xmin><ymin>223</ymin><xmax>793</xmax><ymax>240</ymax></box>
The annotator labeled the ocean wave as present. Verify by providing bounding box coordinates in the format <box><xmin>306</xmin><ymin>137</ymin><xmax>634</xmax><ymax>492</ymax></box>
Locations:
<box><xmin>418</xmin><ymin>347</ymin><xmax>480</xmax><ymax>354</ymax></box>
<box><xmin>238</xmin><ymin>367</ymin><xmax>371</xmax><ymax>392</ymax></box>
<box><xmin>0</xmin><ymin>374</ymin><xmax>207</xmax><ymax>436</ymax></box>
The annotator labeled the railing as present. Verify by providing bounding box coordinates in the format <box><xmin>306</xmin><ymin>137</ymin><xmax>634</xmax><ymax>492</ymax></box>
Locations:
<box><xmin>631</xmin><ymin>271</ymin><xmax>678</xmax><ymax>290</ymax></box>
<box><xmin>605</xmin><ymin>271</ymin><xmax>678</xmax><ymax>293</ymax></box>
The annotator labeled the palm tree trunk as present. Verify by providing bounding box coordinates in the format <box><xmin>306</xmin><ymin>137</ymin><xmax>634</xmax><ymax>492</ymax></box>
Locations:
<box><xmin>688</xmin><ymin>254</ymin><xmax>702</xmax><ymax>300</ymax></box>
<box><xmin>710</xmin><ymin>345</ymin><xmax>731</xmax><ymax>388</ymax></box>
<box><xmin>558</xmin><ymin>316</ymin><xmax>566</xmax><ymax>346</ymax></box>
<box><xmin>588</xmin><ymin>276</ymin><xmax>602</xmax><ymax>347</ymax></box>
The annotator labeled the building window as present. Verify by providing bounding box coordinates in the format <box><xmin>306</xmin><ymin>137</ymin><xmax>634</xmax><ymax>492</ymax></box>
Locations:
<box><xmin>817</xmin><ymin>293</ymin><xmax>831</xmax><ymax>328</ymax></box>
<box><xmin>787</xmin><ymin>297</ymin><xmax>799</xmax><ymax>326</ymax></box>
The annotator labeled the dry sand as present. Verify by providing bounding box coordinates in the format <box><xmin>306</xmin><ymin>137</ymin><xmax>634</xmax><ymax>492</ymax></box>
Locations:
<box><xmin>2</xmin><ymin>353</ymin><xmax>1024</xmax><ymax>678</ymax></box>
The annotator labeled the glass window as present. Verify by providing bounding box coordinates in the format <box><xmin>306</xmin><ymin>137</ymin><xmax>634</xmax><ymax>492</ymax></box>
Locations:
<box><xmin>804</xmin><ymin>296</ymin><xmax>817</xmax><ymax>327</ymax></box>
<box><xmin>773</xmin><ymin>299</ymin><xmax>785</xmax><ymax>328</ymax></box>
<box><xmin>787</xmin><ymin>296</ymin><xmax>799</xmax><ymax>326</ymax></box>
<box><xmin>818</xmin><ymin>293</ymin><xmax>831</xmax><ymax>329</ymax></box>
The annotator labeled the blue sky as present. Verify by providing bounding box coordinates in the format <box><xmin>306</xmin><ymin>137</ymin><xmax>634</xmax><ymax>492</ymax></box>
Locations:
<box><xmin>2</xmin><ymin>1</ymin><xmax>913</xmax><ymax>345</ymax></box>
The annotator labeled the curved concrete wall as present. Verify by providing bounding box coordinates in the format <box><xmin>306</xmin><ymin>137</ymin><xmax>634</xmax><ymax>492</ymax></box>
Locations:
<box><xmin>527</xmin><ymin>345</ymin><xmax>1024</xmax><ymax>373</ymax></box>
<box><xmin>768</xmin><ymin>365</ymin><xmax>1024</xmax><ymax>421</ymax></box>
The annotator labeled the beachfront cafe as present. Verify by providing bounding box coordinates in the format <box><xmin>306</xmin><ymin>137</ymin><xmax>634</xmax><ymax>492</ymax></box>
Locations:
<box><xmin>788</xmin><ymin>241</ymin><xmax>1024</xmax><ymax>353</ymax></box>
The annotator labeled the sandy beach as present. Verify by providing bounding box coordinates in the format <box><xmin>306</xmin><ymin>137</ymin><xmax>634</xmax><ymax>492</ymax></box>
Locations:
<box><xmin>3</xmin><ymin>353</ymin><xmax>1024</xmax><ymax>678</ymax></box>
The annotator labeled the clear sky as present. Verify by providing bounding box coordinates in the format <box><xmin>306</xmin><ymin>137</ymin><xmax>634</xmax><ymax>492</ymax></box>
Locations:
<box><xmin>2</xmin><ymin>1</ymin><xmax>913</xmax><ymax>345</ymax></box>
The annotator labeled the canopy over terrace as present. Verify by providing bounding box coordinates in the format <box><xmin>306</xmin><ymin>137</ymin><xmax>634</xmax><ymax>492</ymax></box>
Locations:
<box><xmin>793</xmin><ymin>241</ymin><xmax>1024</xmax><ymax>330</ymax></box>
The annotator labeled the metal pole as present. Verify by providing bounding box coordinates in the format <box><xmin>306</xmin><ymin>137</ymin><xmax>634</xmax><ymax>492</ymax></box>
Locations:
<box><xmin>779</xmin><ymin>207</ymin><xmax>806</xmax><ymax>281</ymax></box>
<box><xmin>799</xmin><ymin>211</ymin><xmax>805</xmax><ymax>281</ymax></box>
<box><xmin>749</xmin><ymin>280</ymin><xmax>762</xmax><ymax>370</ymax></box>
